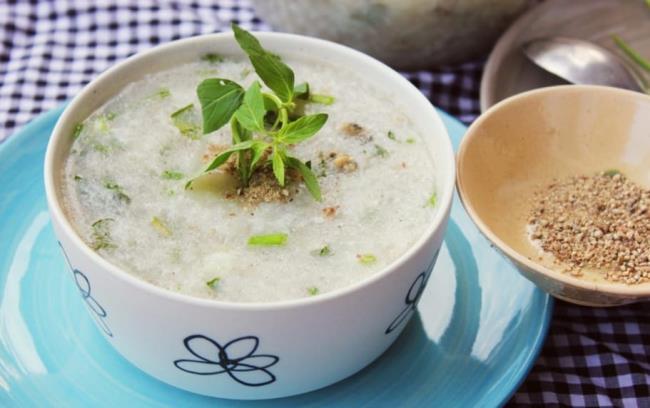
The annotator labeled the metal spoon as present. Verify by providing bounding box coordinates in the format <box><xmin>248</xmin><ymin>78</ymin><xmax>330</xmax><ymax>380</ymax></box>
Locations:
<box><xmin>522</xmin><ymin>37</ymin><xmax>648</xmax><ymax>93</ymax></box>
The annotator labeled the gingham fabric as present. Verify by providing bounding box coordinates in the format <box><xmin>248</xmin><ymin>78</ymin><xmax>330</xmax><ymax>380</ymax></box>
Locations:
<box><xmin>0</xmin><ymin>1</ymin><xmax>648</xmax><ymax>406</ymax></box>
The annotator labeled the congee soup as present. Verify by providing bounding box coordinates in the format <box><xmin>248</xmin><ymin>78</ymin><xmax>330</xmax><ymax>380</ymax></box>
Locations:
<box><xmin>61</xmin><ymin>26</ymin><xmax>438</xmax><ymax>303</ymax></box>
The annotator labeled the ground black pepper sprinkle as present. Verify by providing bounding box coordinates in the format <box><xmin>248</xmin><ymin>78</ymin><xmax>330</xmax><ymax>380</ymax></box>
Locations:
<box><xmin>528</xmin><ymin>171</ymin><xmax>650</xmax><ymax>284</ymax></box>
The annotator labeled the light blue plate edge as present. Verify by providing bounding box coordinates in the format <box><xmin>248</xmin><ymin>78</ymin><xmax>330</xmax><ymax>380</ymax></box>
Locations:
<box><xmin>0</xmin><ymin>104</ymin><xmax>554</xmax><ymax>407</ymax></box>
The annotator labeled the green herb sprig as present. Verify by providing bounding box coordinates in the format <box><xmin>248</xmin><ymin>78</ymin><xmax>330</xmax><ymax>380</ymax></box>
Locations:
<box><xmin>186</xmin><ymin>24</ymin><xmax>328</xmax><ymax>201</ymax></box>
<box><xmin>613</xmin><ymin>35</ymin><xmax>650</xmax><ymax>74</ymax></box>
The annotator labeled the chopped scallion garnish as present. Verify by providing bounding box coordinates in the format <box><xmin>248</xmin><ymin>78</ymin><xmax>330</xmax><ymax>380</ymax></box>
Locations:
<box><xmin>104</xmin><ymin>181</ymin><xmax>131</xmax><ymax>204</ymax></box>
<box><xmin>151</xmin><ymin>216</ymin><xmax>172</xmax><ymax>237</ymax></box>
<box><xmin>357</xmin><ymin>253</ymin><xmax>376</xmax><ymax>265</ymax></box>
<box><xmin>374</xmin><ymin>144</ymin><xmax>389</xmax><ymax>158</ymax></box>
<box><xmin>72</xmin><ymin>123</ymin><xmax>84</xmax><ymax>139</ymax></box>
<box><xmin>201</xmin><ymin>53</ymin><xmax>224</xmax><ymax>64</ymax></box>
<box><xmin>428</xmin><ymin>192</ymin><xmax>437</xmax><ymax>207</ymax></box>
<box><xmin>206</xmin><ymin>276</ymin><xmax>221</xmax><ymax>289</ymax></box>
<box><xmin>248</xmin><ymin>233</ymin><xmax>288</xmax><ymax>246</ymax></box>
<box><xmin>309</xmin><ymin>94</ymin><xmax>335</xmax><ymax>105</ymax></box>
<box><xmin>162</xmin><ymin>170</ymin><xmax>185</xmax><ymax>180</ymax></box>
<box><xmin>90</xmin><ymin>218</ymin><xmax>115</xmax><ymax>250</ymax></box>
<box><xmin>171</xmin><ymin>103</ymin><xmax>202</xmax><ymax>140</ymax></box>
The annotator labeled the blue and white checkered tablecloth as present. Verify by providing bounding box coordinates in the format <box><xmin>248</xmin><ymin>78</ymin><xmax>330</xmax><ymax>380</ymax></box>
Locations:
<box><xmin>1</xmin><ymin>1</ymin><xmax>648</xmax><ymax>406</ymax></box>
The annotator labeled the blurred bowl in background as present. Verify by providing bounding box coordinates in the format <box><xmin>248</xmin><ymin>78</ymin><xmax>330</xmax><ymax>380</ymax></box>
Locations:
<box><xmin>250</xmin><ymin>0</ymin><xmax>532</xmax><ymax>69</ymax></box>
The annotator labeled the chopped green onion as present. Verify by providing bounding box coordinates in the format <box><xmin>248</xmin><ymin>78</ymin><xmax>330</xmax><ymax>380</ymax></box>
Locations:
<box><xmin>201</xmin><ymin>53</ymin><xmax>224</xmax><ymax>64</ymax></box>
<box><xmin>72</xmin><ymin>123</ymin><xmax>84</xmax><ymax>139</ymax></box>
<box><xmin>151</xmin><ymin>216</ymin><xmax>172</xmax><ymax>237</ymax></box>
<box><xmin>374</xmin><ymin>144</ymin><xmax>389</xmax><ymax>158</ymax></box>
<box><xmin>92</xmin><ymin>143</ymin><xmax>110</xmax><ymax>154</ymax></box>
<box><xmin>93</xmin><ymin>113</ymin><xmax>116</xmax><ymax>133</ymax></box>
<box><xmin>162</xmin><ymin>170</ymin><xmax>185</xmax><ymax>180</ymax></box>
<box><xmin>311</xmin><ymin>245</ymin><xmax>332</xmax><ymax>257</ymax></box>
<box><xmin>357</xmin><ymin>253</ymin><xmax>377</xmax><ymax>265</ymax></box>
<box><xmin>155</xmin><ymin>87</ymin><xmax>171</xmax><ymax>98</ymax></box>
<box><xmin>603</xmin><ymin>169</ymin><xmax>621</xmax><ymax>177</ymax></box>
<box><xmin>406</xmin><ymin>137</ymin><xmax>416</xmax><ymax>144</ymax></box>
<box><xmin>307</xmin><ymin>287</ymin><xmax>319</xmax><ymax>296</ymax></box>
<box><xmin>248</xmin><ymin>233</ymin><xmax>288</xmax><ymax>247</ymax></box>
<box><xmin>428</xmin><ymin>192</ymin><xmax>437</xmax><ymax>207</ymax></box>
<box><xmin>171</xmin><ymin>103</ymin><xmax>202</xmax><ymax>140</ymax></box>
<box><xmin>73</xmin><ymin>175</ymin><xmax>83</xmax><ymax>181</ymax></box>
<box><xmin>90</xmin><ymin>218</ymin><xmax>115</xmax><ymax>250</ymax></box>
<box><xmin>387</xmin><ymin>130</ymin><xmax>397</xmax><ymax>141</ymax></box>
<box><xmin>104</xmin><ymin>181</ymin><xmax>131</xmax><ymax>204</ymax></box>
<box><xmin>206</xmin><ymin>277</ymin><xmax>221</xmax><ymax>289</ymax></box>
<box><xmin>309</xmin><ymin>94</ymin><xmax>335</xmax><ymax>105</ymax></box>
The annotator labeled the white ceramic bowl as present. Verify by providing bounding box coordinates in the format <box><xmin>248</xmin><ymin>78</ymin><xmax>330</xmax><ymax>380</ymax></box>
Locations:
<box><xmin>44</xmin><ymin>32</ymin><xmax>455</xmax><ymax>399</ymax></box>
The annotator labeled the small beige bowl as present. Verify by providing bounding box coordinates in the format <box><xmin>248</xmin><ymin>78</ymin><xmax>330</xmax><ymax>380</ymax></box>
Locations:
<box><xmin>457</xmin><ymin>85</ymin><xmax>650</xmax><ymax>306</ymax></box>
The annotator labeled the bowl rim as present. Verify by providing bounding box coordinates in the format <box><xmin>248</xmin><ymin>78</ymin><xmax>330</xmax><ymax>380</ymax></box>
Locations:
<box><xmin>457</xmin><ymin>84</ymin><xmax>650</xmax><ymax>297</ymax></box>
<box><xmin>44</xmin><ymin>30</ymin><xmax>456</xmax><ymax>311</ymax></box>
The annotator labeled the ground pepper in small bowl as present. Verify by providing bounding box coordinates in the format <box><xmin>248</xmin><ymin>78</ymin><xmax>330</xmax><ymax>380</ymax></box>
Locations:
<box><xmin>528</xmin><ymin>170</ymin><xmax>650</xmax><ymax>284</ymax></box>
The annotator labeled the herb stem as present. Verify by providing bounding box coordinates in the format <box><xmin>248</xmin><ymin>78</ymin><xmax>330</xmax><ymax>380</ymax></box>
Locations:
<box><xmin>270</xmin><ymin>112</ymin><xmax>282</xmax><ymax>132</ymax></box>
<box><xmin>279</xmin><ymin>108</ymin><xmax>289</xmax><ymax>127</ymax></box>
<box><xmin>612</xmin><ymin>35</ymin><xmax>650</xmax><ymax>73</ymax></box>
<box><xmin>263</xmin><ymin>92</ymin><xmax>284</xmax><ymax>109</ymax></box>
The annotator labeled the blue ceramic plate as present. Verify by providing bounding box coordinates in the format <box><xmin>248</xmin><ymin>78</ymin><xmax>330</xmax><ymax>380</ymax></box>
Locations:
<box><xmin>0</xmin><ymin>106</ymin><xmax>552</xmax><ymax>407</ymax></box>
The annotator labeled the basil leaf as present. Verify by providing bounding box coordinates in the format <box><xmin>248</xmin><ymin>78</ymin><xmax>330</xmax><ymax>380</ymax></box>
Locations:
<box><xmin>197</xmin><ymin>78</ymin><xmax>244</xmax><ymax>134</ymax></box>
<box><xmin>281</xmin><ymin>113</ymin><xmax>328</xmax><ymax>144</ymax></box>
<box><xmin>185</xmin><ymin>140</ymin><xmax>257</xmax><ymax>190</ymax></box>
<box><xmin>232</xmin><ymin>24</ymin><xmax>294</xmax><ymax>102</ymax></box>
<box><xmin>204</xmin><ymin>140</ymin><xmax>256</xmax><ymax>172</ymax></box>
<box><xmin>250</xmin><ymin>141</ymin><xmax>270</xmax><ymax>171</ymax></box>
<box><xmin>286</xmin><ymin>156</ymin><xmax>321</xmax><ymax>201</ymax></box>
<box><xmin>231</xmin><ymin>116</ymin><xmax>251</xmax><ymax>144</ymax></box>
<box><xmin>234</xmin><ymin>81</ymin><xmax>266</xmax><ymax>132</ymax></box>
<box><xmin>231</xmin><ymin>23</ymin><xmax>266</xmax><ymax>56</ymax></box>
<box><xmin>272</xmin><ymin>148</ymin><xmax>285</xmax><ymax>186</ymax></box>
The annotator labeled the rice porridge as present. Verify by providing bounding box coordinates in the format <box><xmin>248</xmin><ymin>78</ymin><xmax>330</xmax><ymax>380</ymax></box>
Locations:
<box><xmin>61</xmin><ymin>54</ymin><xmax>438</xmax><ymax>303</ymax></box>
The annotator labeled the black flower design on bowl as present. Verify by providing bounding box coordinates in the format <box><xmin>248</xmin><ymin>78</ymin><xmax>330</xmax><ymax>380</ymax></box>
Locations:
<box><xmin>174</xmin><ymin>335</ymin><xmax>279</xmax><ymax>387</ymax></box>
<box><xmin>59</xmin><ymin>243</ymin><xmax>113</xmax><ymax>337</ymax></box>
<box><xmin>385</xmin><ymin>251</ymin><xmax>439</xmax><ymax>335</ymax></box>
